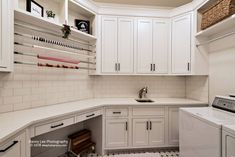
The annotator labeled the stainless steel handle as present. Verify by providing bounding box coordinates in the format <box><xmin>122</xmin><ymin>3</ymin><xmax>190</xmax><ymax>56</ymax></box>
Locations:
<box><xmin>153</xmin><ymin>64</ymin><xmax>156</xmax><ymax>71</ymax></box>
<box><xmin>150</xmin><ymin>121</ymin><xmax>152</xmax><ymax>130</ymax></box>
<box><xmin>150</xmin><ymin>64</ymin><xmax>152</xmax><ymax>71</ymax></box>
<box><xmin>146</xmin><ymin>121</ymin><xmax>149</xmax><ymax>130</ymax></box>
<box><xmin>126</xmin><ymin>122</ymin><xmax>128</xmax><ymax>131</ymax></box>
<box><xmin>51</xmin><ymin>123</ymin><xmax>64</xmax><ymax>129</ymax></box>
<box><xmin>0</xmin><ymin>141</ymin><xmax>18</xmax><ymax>152</ymax></box>
<box><xmin>187</xmin><ymin>62</ymin><xmax>190</xmax><ymax>71</ymax></box>
<box><xmin>118</xmin><ymin>63</ymin><xmax>120</xmax><ymax>71</ymax></box>
<box><xmin>0</xmin><ymin>66</ymin><xmax>7</xmax><ymax>68</ymax></box>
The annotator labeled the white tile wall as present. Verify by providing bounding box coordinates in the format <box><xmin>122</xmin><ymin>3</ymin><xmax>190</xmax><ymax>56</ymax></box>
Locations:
<box><xmin>186</xmin><ymin>76</ymin><xmax>209</xmax><ymax>102</ymax></box>
<box><xmin>94</xmin><ymin>76</ymin><xmax>186</xmax><ymax>98</ymax></box>
<box><xmin>0</xmin><ymin>64</ymin><xmax>94</xmax><ymax>113</ymax></box>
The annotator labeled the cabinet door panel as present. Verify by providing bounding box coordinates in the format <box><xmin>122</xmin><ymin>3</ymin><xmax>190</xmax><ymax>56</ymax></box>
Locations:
<box><xmin>101</xmin><ymin>17</ymin><xmax>118</xmax><ymax>73</ymax></box>
<box><xmin>172</xmin><ymin>13</ymin><xmax>191</xmax><ymax>74</ymax></box>
<box><xmin>132</xmin><ymin>119</ymin><xmax>149</xmax><ymax>147</ymax></box>
<box><xmin>118</xmin><ymin>18</ymin><xmax>134</xmax><ymax>73</ymax></box>
<box><xmin>169</xmin><ymin>107</ymin><xmax>179</xmax><ymax>145</ymax></box>
<box><xmin>153</xmin><ymin>19</ymin><xmax>169</xmax><ymax>74</ymax></box>
<box><xmin>105</xmin><ymin>119</ymin><xmax>128</xmax><ymax>148</ymax></box>
<box><xmin>137</xmin><ymin>19</ymin><xmax>153</xmax><ymax>73</ymax></box>
<box><xmin>149</xmin><ymin>118</ymin><xmax>165</xmax><ymax>146</ymax></box>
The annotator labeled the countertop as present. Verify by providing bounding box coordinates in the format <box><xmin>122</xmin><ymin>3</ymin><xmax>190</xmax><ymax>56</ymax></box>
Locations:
<box><xmin>0</xmin><ymin>98</ymin><xmax>208</xmax><ymax>143</ymax></box>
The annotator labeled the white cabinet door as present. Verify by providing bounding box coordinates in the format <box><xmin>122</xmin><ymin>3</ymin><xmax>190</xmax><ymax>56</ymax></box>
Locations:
<box><xmin>0</xmin><ymin>132</ymin><xmax>26</xmax><ymax>157</ymax></box>
<box><xmin>169</xmin><ymin>107</ymin><xmax>179</xmax><ymax>145</ymax></box>
<box><xmin>118</xmin><ymin>18</ymin><xmax>134</xmax><ymax>73</ymax></box>
<box><xmin>137</xmin><ymin>19</ymin><xmax>153</xmax><ymax>73</ymax></box>
<box><xmin>101</xmin><ymin>17</ymin><xmax>118</xmax><ymax>73</ymax></box>
<box><xmin>132</xmin><ymin>118</ymin><xmax>149</xmax><ymax>147</ymax></box>
<box><xmin>153</xmin><ymin>19</ymin><xmax>169</xmax><ymax>74</ymax></box>
<box><xmin>171</xmin><ymin>13</ymin><xmax>191</xmax><ymax>74</ymax></box>
<box><xmin>149</xmin><ymin>118</ymin><xmax>165</xmax><ymax>146</ymax></box>
<box><xmin>0</xmin><ymin>0</ymin><xmax>13</xmax><ymax>71</ymax></box>
<box><xmin>105</xmin><ymin>119</ymin><xmax>128</xmax><ymax>148</ymax></box>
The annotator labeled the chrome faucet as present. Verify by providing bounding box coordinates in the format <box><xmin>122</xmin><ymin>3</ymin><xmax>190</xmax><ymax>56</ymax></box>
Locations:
<box><xmin>138</xmin><ymin>87</ymin><xmax>148</xmax><ymax>99</ymax></box>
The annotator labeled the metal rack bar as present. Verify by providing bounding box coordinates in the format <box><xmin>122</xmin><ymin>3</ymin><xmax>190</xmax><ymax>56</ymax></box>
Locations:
<box><xmin>15</xmin><ymin>32</ymin><xmax>95</xmax><ymax>53</ymax></box>
<box><xmin>14</xmin><ymin>42</ymin><xmax>96</xmax><ymax>59</ymax></box>
<box><xmin>196</xmin><ymin>31</ymin><xmax>235</xmax><ymax>47</ymax></box>
<box><xmin>14</xmin><ymin>61</ymin><xmax>96</xmax><ymax>70</ymax></box>
<box><xmin>14</xmin><ymin>51</ymin><xmax>96</xmax><ymax>65</ymax></box>
<box><xmin>14</xmin><ymin>23</ymin><xmax>96</xmax><ymax>47</ymax></box>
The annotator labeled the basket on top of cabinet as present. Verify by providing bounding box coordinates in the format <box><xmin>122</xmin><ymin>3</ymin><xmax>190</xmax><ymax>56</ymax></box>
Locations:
<box><xmin>200</xmin><ymin>0</ymin><xmax>235</xmax><ymax>30</ymax></box>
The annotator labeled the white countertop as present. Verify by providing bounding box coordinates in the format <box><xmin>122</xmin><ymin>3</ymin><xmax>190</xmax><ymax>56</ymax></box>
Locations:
<box><xmin>0</xmin><ymin>98</ymin><xmax>207</xmax><ymax>143</ymax></box>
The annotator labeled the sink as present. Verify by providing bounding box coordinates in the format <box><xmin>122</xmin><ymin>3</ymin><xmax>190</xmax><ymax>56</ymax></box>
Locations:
<box><xmin>135</xmin><ymin>99</ymin><xmax>154</xmax><ymax>103</ymax></box>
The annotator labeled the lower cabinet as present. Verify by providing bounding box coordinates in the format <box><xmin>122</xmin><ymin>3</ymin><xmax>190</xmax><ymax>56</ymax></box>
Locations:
<box><xmin>132</xmin><ymin>118</ymin><xmax>164</xmax><ymax>147</ymax></box>
<box><xmin>0</xmin><ymin>132</ymin><xmax>26</xmax><ymax>157</ymax></box>
<box><xmin>168</xmin><ymin>107</ymin><xmax>179</xmax><ymax>145</ymax></box>
<box><xmin>105</xmin><ymin>119</ymin><xmax>128</xmax><ymax>148</ymax></box>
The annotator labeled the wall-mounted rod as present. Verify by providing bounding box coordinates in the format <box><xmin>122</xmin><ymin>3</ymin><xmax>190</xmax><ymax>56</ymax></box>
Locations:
<box><xmin>14</xmin><ymin>42</ymin><xmax>96</xmax><ymax>59</ymax></box>
<box><xmin>14</xmin><ymin>51</ymin><xmax>96</xmax><ymax>65</ymax></box>
<box><xmin>14</xmin><ymin>61</ymin><xmax>96</xmax><ymax>70</ymax></box>
<box><xmin>196</xmin><ymin>31</ymin><xmax>235</xmax><ymax>47</ymax></box>
<box><xmin>14</xmin><ymin>23</ymin><xmax>96</xmax><ymax>47</ymax></box>
<box><xmin>15</xmin><ymin>32</ymin><xmax>95</xmax><ymax>53</ymax></box>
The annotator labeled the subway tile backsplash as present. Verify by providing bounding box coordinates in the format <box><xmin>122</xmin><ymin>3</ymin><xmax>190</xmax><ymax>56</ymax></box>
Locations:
<box><xmin>0</xmin><ymin>64</ymin><xmax>208</xmax><ymax>113</ymax></box>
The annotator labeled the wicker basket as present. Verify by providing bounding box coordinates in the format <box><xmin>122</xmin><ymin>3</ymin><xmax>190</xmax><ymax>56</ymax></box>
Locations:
<box><xmin>201</xmin><ymin>0</ymin><xmax>235</xmax><ymax>30</ymax></box>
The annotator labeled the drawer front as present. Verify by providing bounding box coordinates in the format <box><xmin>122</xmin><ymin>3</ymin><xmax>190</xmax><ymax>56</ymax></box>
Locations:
<box><xmin>76</xmin><ymin>109</ymin><xmax>102</xmax><ymax>123</ymax></box>
<box><xmin>133</xmin><ymin>107</ymin><xmax>164</xmax><ymax>116</ymax></box>
<box><xmin>106</xmin><ymin>108</ymin><xmax>128</xmax><ymax>117</ymax></box>
<box><xmin>35</xmin><ymin>117</ymin><xmax>74</xmax><ymax>136</ymax></box>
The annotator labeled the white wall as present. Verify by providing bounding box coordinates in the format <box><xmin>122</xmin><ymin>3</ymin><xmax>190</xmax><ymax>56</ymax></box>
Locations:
<box><xmin>209</xmin><ymin>34</ymin><xmax>235</xmax><ymax>104</ymax></box>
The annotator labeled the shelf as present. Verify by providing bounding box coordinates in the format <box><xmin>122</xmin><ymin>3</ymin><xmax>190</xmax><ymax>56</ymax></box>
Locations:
<box><xmin>196</xmin><ymin>14</ymin><xmax>235</xmax><ymax>38</ymax></box>
<box><xmin>68</xmin><ymin>0</ymin><xmax>96</xmax><ymax>18</ymax></box>
<box><xmin>14</xmin><ymin>9</ymin><xmax>97</xmax><ymax>42</ymax></box>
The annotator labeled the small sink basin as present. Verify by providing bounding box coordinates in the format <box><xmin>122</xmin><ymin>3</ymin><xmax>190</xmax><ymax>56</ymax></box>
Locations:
<box><xmin>135</xmin><ymin>99</ymin><xmax>154</xmax><ymax>103</ymax></box>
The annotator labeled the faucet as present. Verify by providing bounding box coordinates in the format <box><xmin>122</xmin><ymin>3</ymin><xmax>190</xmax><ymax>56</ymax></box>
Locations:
<box><xmin>138</xmin><ymin>87</ymin><xmax>148</xmax><ymax>99</ymax></box>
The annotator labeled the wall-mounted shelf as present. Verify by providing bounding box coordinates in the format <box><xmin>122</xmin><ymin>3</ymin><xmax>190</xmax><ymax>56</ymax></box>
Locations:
<box><xmin>14</xmin><ymin>9</ymin><xmax>97</xmax><ymax>42</ymax></box>
<box><xmin>196</xmin><ymin>14</ymin><xmax>235</xmax><ymax>38</ymax></box>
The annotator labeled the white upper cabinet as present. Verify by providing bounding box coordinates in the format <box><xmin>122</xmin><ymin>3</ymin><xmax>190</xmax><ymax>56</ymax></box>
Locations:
<box><xmin>137</xmin><ymin>19</ymin><xmax>153</xmax><ymax>73</ymax></box>
<box><xmin>0</xmin><ymin>0</ymin><xmax>13</xmax><ymax>72</ymax></box>
<box><xmin>152</xmin><ymin>19</ymin><xmax>169</xmax><ymax>74</ymax></box>
<box><xmin>118</xmin><ymin>18</ymin><xmax>134</xmax><ymax>73</ymax></box>
<box><xmin>137</xmin><ymin>18</ymin><xmax>169</xmax><ymax>74</ymax></box>
<box><xmin>101</xmin><ymin>17</ymin><xmax>118</xmax><ymax>73</ymax></box>
<box><xmin>171</xmin><ymin>13</ymin><xmax>192</xmax><ymax>74</ymax></box>
<box><xmin>101</xmin><ymin>16</ymin><xmax>134</xmax><ymax>74</ymax></box>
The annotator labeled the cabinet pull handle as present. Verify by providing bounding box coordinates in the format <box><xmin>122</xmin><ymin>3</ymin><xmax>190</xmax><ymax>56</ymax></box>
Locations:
<box><xmin>0</xmin><ymin>66</ymin><xmax>7</xmax><ymax>68</ymax></box>
<box><xmin>146</xmin><ymin>121</ymin><xmax>149</xmax><ymax>130</ymax></box>
<box><xmin>150</xmin><ymin>64</ymin><xmax>152</xmax><ymax>71</ymax></box>
<box><xmin>51</xmin><ymin>123</ymin><xmax>64</xmax><ymax>129</ymax></box>
<box><xmin>86</xmin><ymin>113</ymin><xmax>95</xmax><ymax>118</ymax></box>
<box><xmin>187</xmin><ymin>62</ymin><xmax>190</xmax><ymax>71</ymax></box>
<box><xmin>126</xmin><ymin>122</ymin><xmax>128</xmax><ymax>131</ymax></box>
<box><xmin>153</xmin><ymin>64</ymin><xmax>156</xmax><ymax>71</ymax></box>
<box><xmin>0</xmin><ymin>141</ymin><xmax>18</xmax><ymax>152</ymax></box>
<box><xmin>118</xmin><ymin>63</ymin><xmax>120</xmax><ymax>71</ymax></box>
<box><xmin>115</xmin><ymin>63</ymin><xmax>117</xmax><ymax>71</ymax></box>
<box><xmin>150</xmin><ymin>121</ymin><xmax>152</xmax><ymax>130</ymax></box>
<box><xmin>113</xmin><ymin>112</ymin><xmax>121</xmax><ymax>114</ymax></box>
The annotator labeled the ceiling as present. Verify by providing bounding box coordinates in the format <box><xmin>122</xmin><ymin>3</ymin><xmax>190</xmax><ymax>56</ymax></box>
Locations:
<box><xmin>92</xmin><ymin>0</ymin><xmax>193</xmax><ymax>7</ymax></box>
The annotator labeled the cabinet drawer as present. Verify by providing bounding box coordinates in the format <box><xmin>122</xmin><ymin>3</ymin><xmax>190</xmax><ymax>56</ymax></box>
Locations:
<box><xmin>76</xmin><ymin>109</ymin><xmax>102</xmax><ymax>123</ymax></box>
<box><xmin>133</xmin><ymin>107</ymin><xmax>164</xmax><ymax>116</ymax></box>
<box><xmin>35</xmin><ymin>117</ymin><xmax>74</xmax><ymax>136</ymax></box>
<box><xmin>106</xmin><ymin>108</ymin><xmax>128</xmax><ymax>117</ymax></box>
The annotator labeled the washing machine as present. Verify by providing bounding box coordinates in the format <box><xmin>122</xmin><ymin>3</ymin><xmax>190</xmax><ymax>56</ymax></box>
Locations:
<box><xmin>223</xmin><ymin>125</ymin><xmax>235</xmax><ymax>157</ymax></box>
<box><xmin>179</xmin><ymin>96</ymin><xmax>235</xmax><ymax>157</ymax></box>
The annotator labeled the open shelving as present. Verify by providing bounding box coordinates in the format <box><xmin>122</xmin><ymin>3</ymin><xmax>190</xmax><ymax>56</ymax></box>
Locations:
<box><xmin>15</xmin><ymin>0</ymin><xmax>97</xmax><ymax>42</ymax></box>
<box><xmin>196</xmin><ymin>14</ymin><xmax>235</xmax><ymax>38</ymax></box>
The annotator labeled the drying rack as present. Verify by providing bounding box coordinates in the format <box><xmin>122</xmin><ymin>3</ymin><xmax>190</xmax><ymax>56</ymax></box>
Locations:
<box><xmin>14</xmin><ymin>22</ymin><xmax>96</xmax><ymax>71</ymax></box>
